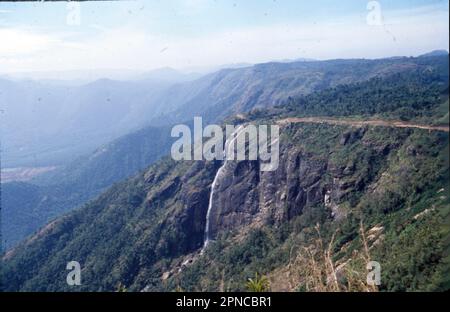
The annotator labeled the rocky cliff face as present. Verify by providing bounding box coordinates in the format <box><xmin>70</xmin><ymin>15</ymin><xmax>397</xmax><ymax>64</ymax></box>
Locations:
<box><xmin>167</xmin><ymin>123</ymin><xmax>448</xmax><ymax>292</ymax></box>
<box><xmin>203</xmin><ymin>126</ymin><xmax>375</xmax><ymax>241</ymax></box>
<box><xmin>2</xmin><ymin>121</ymin><xmax>448</xmax><ymax>292</ymax></box>
<box><xmin>207</xmin><ymin>148</ymin><xmax>326</xmax><ymax>236</ymax></box>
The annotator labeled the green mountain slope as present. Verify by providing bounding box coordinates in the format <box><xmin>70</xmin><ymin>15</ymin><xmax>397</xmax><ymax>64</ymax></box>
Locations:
<box><xmin>1</xmin><ymin>59</ymin><xmax>448</xmax><ymax>291</ymax></box>
<box><xmin>1</xmin><ymin>125</ymin><xmax>173</xmax><ymax>249</ymax></box>
<box><xmin>2</xmin><ymin>124</ymin><xmax>448</xmax><ymax>291</ymax></box>
<box><xmin>5</xmin><ymin>55</ymin><xmax>445</xmax><ymax>250</ymax></box>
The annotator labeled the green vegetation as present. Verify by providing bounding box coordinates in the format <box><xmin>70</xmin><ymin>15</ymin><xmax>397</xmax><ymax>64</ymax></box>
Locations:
<box><xmin>246</xmin><ymin>273</ymin><xmax>270</xmax><ymax>292</ymax></box>
<box><xmin>1</xmin><ymin>55</ymin><xmax>448</xmax><ymax>292</ymax></box>
<box><xmin>281</xmin><ymin>68</ymin><xmax>448</xmax><ymax>123</ymax></box>
<box><xmin>244</xmin><ymin>55</ymin><xmax>450</xmax><ymax>125</ymax></box>
<box><xmin>2</xmin><ymin>125</ymin><xmax>447</xmax><ymax>292</ymax></box>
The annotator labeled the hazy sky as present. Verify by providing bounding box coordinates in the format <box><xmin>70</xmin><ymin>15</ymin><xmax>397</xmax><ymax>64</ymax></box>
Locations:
<box><xmin>0</xmin><ymin>0</ymin><xmax>448</xmax><ymax>74</ymax></box>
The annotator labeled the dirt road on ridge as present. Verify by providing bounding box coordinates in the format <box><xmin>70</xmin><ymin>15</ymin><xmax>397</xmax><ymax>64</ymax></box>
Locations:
<box><xmin>277</xmin><ymin>117</ymin><xmax>449</xmax><ymax>132</ymax></box>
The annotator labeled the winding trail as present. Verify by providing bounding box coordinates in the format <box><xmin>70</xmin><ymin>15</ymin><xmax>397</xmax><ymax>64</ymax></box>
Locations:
<box><xmin>277</xmin><ymin>117</ymin><xmax>449</xmax><ymax>132</ymax></box>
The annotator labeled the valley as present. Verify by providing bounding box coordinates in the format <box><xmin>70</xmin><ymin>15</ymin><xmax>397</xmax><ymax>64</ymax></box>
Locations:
<box><xmin>4</xmin><ymin>55</ymin><xmax>445</xmax><ymax>250</ymax></box>
<box><xmin>1</xmin><ymin>53</ymin><xmax>448</xmax><ymax>292</ymax></box>
<box><xmin>1</xmin><ymin>166</ymin><xmax>57</xmax><ymax>183</ymax></box>
<box><xmin>0</xmin><ymin>55</ymin><xmax>450</xmax><ymax>291</ymax></box>
<box><xmin>1</xmin><ymin>0</ymin><xmax>449</xmax><ymax>304</ymax></box>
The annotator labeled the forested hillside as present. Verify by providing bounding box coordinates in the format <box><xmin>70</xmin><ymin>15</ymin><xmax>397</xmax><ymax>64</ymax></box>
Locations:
<box><xmin>4</xmin><ymin>55</ymin><xmax>445</xmax><ymax>251</ymax></box>
<box><xmin>2</xmin><ymin>124</ymin><xmax>173</xmax><ymax>249</ymax></box>
<box><xmin>2</xmin><ymin>55</ymin><xmax>448</xmax><ymax>291</ymax></box>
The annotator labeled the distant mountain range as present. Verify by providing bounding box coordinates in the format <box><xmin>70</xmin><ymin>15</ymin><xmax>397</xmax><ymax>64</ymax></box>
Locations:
<box><xmin>0</xmin><ymin>67</ymin><xmax>201</xmax><ymax>84</ymax></box>
<box><xmin>0</xmin><ymin>77</ymin><xmax>172</xmax><ymax>167</ymax></box>
<box><xmin>4</xmin><ymin>55</ymin><xmax>442</xmax><ymax>168</ymax></box>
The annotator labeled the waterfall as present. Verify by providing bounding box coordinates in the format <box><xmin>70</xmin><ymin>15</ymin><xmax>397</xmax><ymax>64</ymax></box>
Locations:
<box><xmin>202</xmin><ymin>126</ymin><xmax>244</xmax><ymax>250</ymax></box>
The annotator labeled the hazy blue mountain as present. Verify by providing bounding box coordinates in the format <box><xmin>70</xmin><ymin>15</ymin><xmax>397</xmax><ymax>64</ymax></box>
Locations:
<box><xmin>419</xmin><ymin>50</ymin><xmax>449</xmax><ymax>57</ymax></box>
<box><xmin>2</xmin><ymin>69</ymin><xmax>147</xmax><ymax>84</ymax></box>
<box><xmin>0</xmin><ymin>78</ymin><xmax>176</xmax><ymax>167</ymax></box>
<box><xmin>134</xmin><ymin>67</ymin><xmax>202</xmax><ymax>83</ymax></box>
<box><xmin>151</xmin><ymin>56</ymin><xmax>448</xmax><ymax>126</ymax></box>
<box><xmin>3</xmin><ymin>56</ymin><xmax>443</xmax><ymax>168</ymax></box>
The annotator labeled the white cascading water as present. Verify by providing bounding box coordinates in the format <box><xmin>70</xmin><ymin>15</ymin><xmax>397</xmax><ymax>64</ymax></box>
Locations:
<box><xmin>202</xmin><ymin>126</ymin><xmax>244</xmax><ymax>250</ymax></box>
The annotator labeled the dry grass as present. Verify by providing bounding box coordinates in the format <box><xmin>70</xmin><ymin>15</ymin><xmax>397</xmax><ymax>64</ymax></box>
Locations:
<box><xmin>285</xmin><ymin>222</ymin><xmax>379</xmax><ymax>292</ymax></box>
